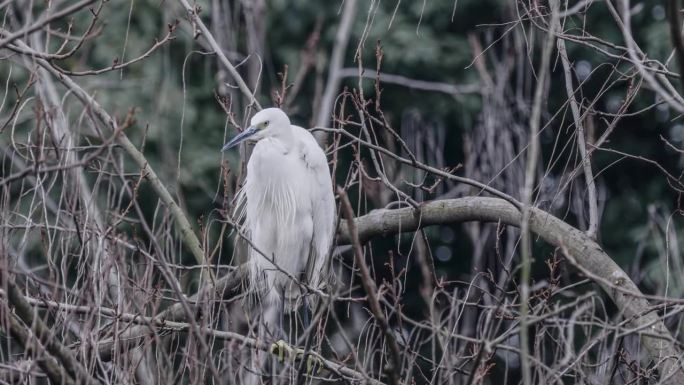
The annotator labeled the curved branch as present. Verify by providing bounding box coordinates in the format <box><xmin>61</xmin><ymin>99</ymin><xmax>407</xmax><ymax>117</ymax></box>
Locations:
<box><xmin>338</xmin><ymin>197</ymin><xmax>684</xmax><ymax>383</ymax></box>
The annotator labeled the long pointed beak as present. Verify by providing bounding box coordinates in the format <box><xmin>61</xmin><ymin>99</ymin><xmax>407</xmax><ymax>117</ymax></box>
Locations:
<box><xmin>221</xmin><ymin>126</ymin><xmax>257</xmax><ymax>151</ymax></box>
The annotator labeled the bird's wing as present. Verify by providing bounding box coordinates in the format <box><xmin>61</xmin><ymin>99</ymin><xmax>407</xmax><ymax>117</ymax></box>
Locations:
<box><xmin>293</xmin><ymin>126</ymin><xmax>336</xmax><ymax>294</ymax></box>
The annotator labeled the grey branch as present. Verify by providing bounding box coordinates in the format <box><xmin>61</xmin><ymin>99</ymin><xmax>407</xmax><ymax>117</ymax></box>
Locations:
<box><xmin>314</xmin><ymin>0</ymin><xmax>358</xmax><ymax>141</ymax></box>
<box><xmin>338</xmin><ymin>197</ymin><xmax>684</xmax><ymax>384</ymax></box>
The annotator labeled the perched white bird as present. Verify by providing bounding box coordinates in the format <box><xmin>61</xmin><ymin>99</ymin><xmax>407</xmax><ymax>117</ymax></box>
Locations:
<box><xmin>222</xmin><ymin>107</ymin><xmax>335</xmax><ymax>345</ymax></box>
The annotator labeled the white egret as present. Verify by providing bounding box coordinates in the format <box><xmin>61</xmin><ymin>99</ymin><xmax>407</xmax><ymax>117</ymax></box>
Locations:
<box><xmin>222</xmin><ymin>107</ymin><xmax>335</xmax><ymax>376</ymax></box>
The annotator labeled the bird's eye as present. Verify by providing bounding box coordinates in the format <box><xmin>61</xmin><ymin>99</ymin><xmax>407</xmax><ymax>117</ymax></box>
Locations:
<box><xmin>264</xmin><ymin>121</ymin><xmax>269</xmax><ymax>127</ymax></box>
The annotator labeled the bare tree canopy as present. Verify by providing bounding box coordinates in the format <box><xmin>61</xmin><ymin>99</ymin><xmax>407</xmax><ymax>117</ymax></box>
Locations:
<box><xmin>2</xmin><ymin>1</ymin><xmax>684</xmax><ymax>384</ymax></box>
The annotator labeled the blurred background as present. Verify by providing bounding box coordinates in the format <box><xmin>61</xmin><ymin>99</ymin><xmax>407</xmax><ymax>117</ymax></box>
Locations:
<box><xmin>57</xmin><ymin>0</ymin><xmax>682</xmax><ymax>294</ymax></box>
<box><xmin>2</xmin><ymin>0</ymin><xmax>684</xmax><ymax>384</ymax></box>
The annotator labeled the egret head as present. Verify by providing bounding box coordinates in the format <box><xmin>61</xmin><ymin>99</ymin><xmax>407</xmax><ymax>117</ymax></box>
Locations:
<box><xmin>221</xmin><ymin>108</ymin><xmax>291</xmax><ymax>151</ymax></box>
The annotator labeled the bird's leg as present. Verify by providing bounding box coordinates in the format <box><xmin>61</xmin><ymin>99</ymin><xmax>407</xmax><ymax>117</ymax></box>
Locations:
<box><xmin>269</xmin><ymin>296</ymin><xmax>293</xmax><ymax>362</ymax></box>
<box><xmin>279</xmin><ymin>293</ymin><xmax>286</xmax><ymax>339</ymax></box>
<box><xmin>268</xmin><ymin>297</ymin><xmax>321</xmax><ymax>375</ymax></box>
<box><xmin>247</xmin><ymin>298</ymin><xmax>280</xmax><ymax>385</ymax></box>
<box><xmin>301</xmin><ymin>297</ymin><xmax>311</xmax><ymax>330</ymax></box>
<box><xmin>295</xmin><ymin>297</ymin><xmax>323</xmax><ymax>375</ymax></box>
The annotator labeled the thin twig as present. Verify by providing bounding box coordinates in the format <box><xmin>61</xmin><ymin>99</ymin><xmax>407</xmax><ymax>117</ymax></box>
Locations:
<box><xmin>668</xmin><ymin>0</ymin><xmax>684</xmax><ymax>91</ymax></box>
<box><xmin>338</xmin><ymin>187</ymin><xmax>402</xmax><ymax>385</ymax></box>
<box><xmin>520</xmin><ymin>3</ymin><xmax>558</xmax><ymax>383</ymax></box>
<box><xmin>0</xmin><ymin>0</ymin><xmax>97</xmax><ymax>49</ymax></box>
<box><xmin>176</xmin><ymin>0</ymin><xmax>261</xmax><ymax>110</ymax></box>
<box><xmin>556</xmin><ymin>19</ymin><xmax>599</xmax><ymax>238</ymax></box>
<box><xmin>314</xmin><ymin>0</ymin><xmax>358</xmax><ymax>142</ymax></box>
<box><xmin>338</xmin><ymin>67</ymin><xmax>480</xmax><ymax>96</ymax></box>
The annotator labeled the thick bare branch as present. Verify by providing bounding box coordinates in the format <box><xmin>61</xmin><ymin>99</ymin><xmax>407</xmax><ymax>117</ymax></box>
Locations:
<box><xmin>339</xmin><ymin>197</ymin><xmax>684</xmax><ymax>384</ymax></box>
